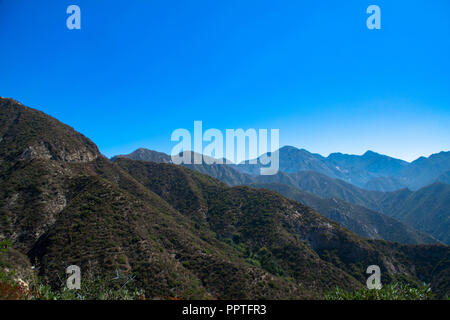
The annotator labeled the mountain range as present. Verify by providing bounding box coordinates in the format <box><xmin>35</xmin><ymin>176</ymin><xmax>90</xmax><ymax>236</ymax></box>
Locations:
<box><xmin>116</xmin><ymin>148</ymin><xmax>450</xmax><ymax>245</ymax></box>
<box><xmin>236</xmin><ymin>146</ymin><xmax>450</xmax><ymax>192</ymax></box>
<box><xmin>0</xmin><ymin>97</ymin><xmax>449</xmax><ymax>298</ymax></box>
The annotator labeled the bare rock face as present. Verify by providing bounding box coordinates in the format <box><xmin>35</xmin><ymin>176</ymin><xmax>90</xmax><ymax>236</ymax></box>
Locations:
<box><xmin>19</xmin><ymin>141</ymin><xmax>98</xmax><ymax>163</ymax></box>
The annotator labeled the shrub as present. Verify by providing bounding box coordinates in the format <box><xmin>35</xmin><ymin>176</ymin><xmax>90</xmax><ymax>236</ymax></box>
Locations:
<box><xmin>325</xmin><ymin>282</ymin><xmax>434</xmax><ymax>300</ymax></box>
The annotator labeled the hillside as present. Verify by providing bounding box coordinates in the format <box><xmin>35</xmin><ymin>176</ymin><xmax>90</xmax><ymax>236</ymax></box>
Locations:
<box><xmin>113</xmin><ymin>148</ymin><xmax>441</xmax><ymax>245</ymax></box>
<box><xmin>114</xmin><ymin>149</ymin><xmax>252</xmax><ymax>186</ymax></box>
<box><xmin>0</xmin><ymin>98</ymin><xmax>307</xmax><ymax>299</ymax></box>
<box><xmin>247</xmin><ymin>182</ymin><xmax>438</xmax><ymax>245</ymax></box>
<box><xmin>1</xmin><ymin>98</ymin><xmax>449</xmax><ymax>298</ymax></box>
<box><xmin>251</xmin><ymin>171</ymin><xmax>450</xmax><ymax>244</ymax></box>
<box><xmin>114</xmin><ymin>157</ymin><xmax>450</xmax><ymax>297</ymax></box>
<box><xmin>376</xmin><ymin>183</ymin><xmax>450</xmax><ymax>244</ymax></box>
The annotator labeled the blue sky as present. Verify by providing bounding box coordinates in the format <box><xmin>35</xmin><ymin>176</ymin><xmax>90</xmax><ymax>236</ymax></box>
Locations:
<box><xmin>0</xmin><ymin>0</ymin><xmax>449</xmax><ymax>161</ymax></box>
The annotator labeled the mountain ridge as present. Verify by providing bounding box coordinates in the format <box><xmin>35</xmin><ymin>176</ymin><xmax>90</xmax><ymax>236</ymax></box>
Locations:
<box><xmin>114</xmin><ymin>148</ymin><xmax>447</xmax><ymax>245</ymax></box>
<box><xmin>1</xmin><ymin>97</ymin><xmax>449</xmax><ymax>298</ymax></box>
<box><xmin>236</xmin><ymin>146</ymin><xmax>450</xmax><ymax>192</ymax></box>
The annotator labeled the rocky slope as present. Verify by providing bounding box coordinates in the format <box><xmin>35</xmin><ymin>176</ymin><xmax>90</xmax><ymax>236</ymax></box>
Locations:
<box><xmin>113</xmin><ymin>148</ymin><xmax>442</xmax><ymax>245</ymax></box>
<box><xmin>1</xmin><ymin>98</ymin><xmax>449</xmax><ymax>298</ymax></box>
<box><xmin>247</xmin><ymin>182</ymin><xmax>438</xmax><ymax>245</ymax></box>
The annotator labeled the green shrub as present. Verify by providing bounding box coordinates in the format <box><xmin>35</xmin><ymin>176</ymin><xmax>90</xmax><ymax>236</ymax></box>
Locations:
<box><xmin>325</xmin><ymin>282</ymin><xmax>434</xmax><ymax>300</ymax></box>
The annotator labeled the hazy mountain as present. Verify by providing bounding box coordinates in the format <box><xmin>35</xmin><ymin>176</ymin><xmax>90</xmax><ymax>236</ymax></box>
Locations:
<box><xmin>437</xmin><ymin>171</ymin><xmax>450</xmax><ymax>184</ymax></box>
<box><xmin>237</xmin><ymin>146</ymin><xmax>450</xmax><ymax>192</ymax></box>
<box><xmin>328</xmin><ymin>150</ymin><xmax>409</xmax><ymax>177</ymax></box>
<box><xmin>2</xmin><ymin>97</ymin><xmax>449</xmax><ymax>298</ymax></box>
<box><xmin>114</xmin><ymin>148</ymin><xmax>442</xmax><ymax>245</ymax></box>
<box><xmin>247</xmin><ymin>182</ymin><xmax>438</xmax><ymax>245</ymax></box>
<box><xmin>114</xmin><ymin>149</ymin><xmax>252</xmax><ymax>186</ymax></box>
<box><xmin>326</xmin><ymin>150</ymin><xmax>409</xmax><ymax>188</ymax></box>
<box><xmin>115</xmin><ymin>148</ymin><xmax>385</xmax><ymax>210</ymax></box>
<box><xmin>403</xmin><ymin>152</ymin><xmax>450</xmax><ymax>190</ymax></box>
<box><xmin>237</xmin><ymin>146</ymin><xmax>341</xmax><ymax>177</ymax></box>
<box><xmin>251</xmin><ymin>171</ymin><xmax>450</xmax><ymax>244</ymax></box>
<box><xmin>252</xmin><ymin>170</ymin><xmax>386</xmax><ymax>211</ymax></box>
<box><xmin>115</xmin><ymin>158</ymin><xmax>450</xmax><ymax>296</ymax></box>
<box><xmin>363</xmin><ymin>176</ymin><xmax>406</xmax><ymax>192</ymax></box>
<box><xmin>376</xmin><ymin>183</ymin><xmax>450</xmax><ymax>244</ymax></box>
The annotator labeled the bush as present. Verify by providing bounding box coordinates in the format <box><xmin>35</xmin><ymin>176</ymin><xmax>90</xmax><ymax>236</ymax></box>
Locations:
<box><xmin>0</xmin><ymin>239</ymin><xmax>145</xmax><ymax>300</ymax></box>
<box><xmin>325</xmin><ymin>282</ymin><xmax>434</xmax><ymax>300</ymax></box>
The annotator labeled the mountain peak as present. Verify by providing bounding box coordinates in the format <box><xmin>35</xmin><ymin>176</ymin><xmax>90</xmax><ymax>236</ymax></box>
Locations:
<box><xmin>362</xmin><ymin>150</ymin><xmax>380</xmax><ymax>157</ymax></box>
<box><xmin>0</xmin><ymin>98</ymin><xmax>100</xmax><ymax>163</ymax></box>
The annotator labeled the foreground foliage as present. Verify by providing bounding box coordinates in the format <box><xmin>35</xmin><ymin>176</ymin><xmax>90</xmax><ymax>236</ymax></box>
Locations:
<box><xmin>325</xmin><ymin>282</ymin><xmax>434</xmax><ymax>300</ymax></box>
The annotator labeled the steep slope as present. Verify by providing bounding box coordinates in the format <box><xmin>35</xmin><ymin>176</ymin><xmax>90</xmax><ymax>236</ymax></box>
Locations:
<box><xmin>0</xmin><ymin>98</ymin><xmax>99</xmax><ymax>163</ymax></box>
<box><xmin>237</xmin><ymin>146</ymin><xmax>450</xmax><ymax>191</ymax></box>
<box><xmin>112</xmin><ymin>148</ymin><xmax>172</xmax><ymax>163</ymax></box>
<box><xmin>437</xmin><ymin>171</ymin><xmax>450</xmax><ymax>185</ymax></box>
<box><xmin>376</xmin><ymin>183</ymin><xmax>450</xmax><ymax>244</ymax></box>
<box><xmin>247</xmin><ymin>183</ymin><xmax>438</xmax><ymax>244</ymax></box>
<box><xmin>113</xmin><ymin>148</ymin><xmax>440</xmax><ymax>245</ymax></box>
<box><xmin>0</xmin><ymin>98</ymin><xmax>310</xmax><ymax>299</ymax></box>
<box><xmin>2</xmin><ymin>98</ymin><xmax>449</xmax><ymax>298</ymax></box>
<box><xmin>113</xmin><ymin>148</ymin><xmax>253</xmax><ymax>186</ymax></box>
<box><xmin>363</xmin><ymin>176</ymin><xmax>406</xmax><ymax>192</ymax></box>
<box><xmin>252</xmin><ymin>172</ymin><xmax>450</xmax><ymax>244</ymax></box>
<box><xmin>404</xmin><ymin>153</ymin><xmax>450</xmax><ymax>190</ymax></box>
<box><xmin>116</xmin><ymin>158</ymin><xmax>450</xmax><ymax>297</ymax></box>
<box><xmin>328</xmin><ymin>151</ymin><xmax>409</xmax><ymax>177</ymax></box>
<box><xmin>237</xmin><ymin>146</ymin><xmax>342</xmax><ymax>178</ymax></box>
<box><xmin>253</xmin><ymin>170</ymin><xmax>386</xmax><ymax>211</ymax></box>
<box><xmin>114</xmin><ymin>148</ymin><xmax>386</xmax><ymax>210</ymax></box>
<box><xmin>326</xmin><ymin>151</ymin><xmax>409</xmax><ymax>189</ymax></box>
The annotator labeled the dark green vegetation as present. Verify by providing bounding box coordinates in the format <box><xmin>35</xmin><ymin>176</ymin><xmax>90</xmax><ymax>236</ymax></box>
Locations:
<box><xmin>325</xmin><ymin>282</ymin><xmax>435</xmax><ymax>300</ymax></box>
<box><xmin>247</xmin><ymin>183</ymin><xmax>437</xmax><ymax>244</ymax></box>
<box><xmin>118</xmin><ymin>148</ymin><xmax>448</xmax><ymax>244</ymax></box>
<box><xmin>251</xmin><ymin>172</ymin><xmax>450</xmax><ymax>244</ymax></box>
<box><xmin>374</xmin><ymin>183</ymin><xmax>450</xmax><ymax>244</ymax></box>
<box><xmin>0</xmin><ymin>98</ymin><xmax>449</xmax><ymax>299</ymax></box>
<box><xmin>0</xmin><ymin>239</ymin><xmax>144</xmax><ymax>300</ymax></box>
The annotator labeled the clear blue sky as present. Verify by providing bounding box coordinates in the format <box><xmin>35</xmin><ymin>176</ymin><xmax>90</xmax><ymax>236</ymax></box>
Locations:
<box><xmin>0</xmin><ymin>0</ymin><xmax>449</xmax><ymax>161</ymax></box>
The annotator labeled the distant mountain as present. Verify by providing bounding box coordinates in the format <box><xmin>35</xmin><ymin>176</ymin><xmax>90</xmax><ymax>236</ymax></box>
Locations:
<box><xmin>114</xmin><ymin>149</ymin><xmax>252</xmax><ymax>186</ymax></box>
<box><xmin>237</xmin><ymin>146</ymin><xmax>342</xmax><ymax>178</ymax></box>
<box><xmin>2</xmin><ymin>97</ymin><xmax>449</xmax><ymax>298</ymax></box>
<box><xmin>328</xmin><ymin>150</ymin><xmax>409</xmax><ymax>176</ymax></box>
<box><xmin>115</xmin><ymin>158</ymin><xmax>450</xmax><ymax>296</ymax></box>
<box><xmin>376</xmin><ymin>183</ymin><xmax>450</xmax><ymax>244</ymax></box>
<box><xmin>326</xmin><ymin>150</ymin><xmax>409</xmax><ymax>188</ymax></box>
<box><xmin>114</xmin><ymin>148</ymin><xmax>440</xmax><ymax>245</ymax></box>
<box><xmin>403</xmin><ymin>152</ymin><xmax>450</xmax><ymax>190</ymax></box>
<box><xmin>116</xmin><ymin>149</ymin><xmax>387</xmax><ymax>210</ymax></box>
<box><xmin>247</xmin><ymin>182</ymin><xmax>438</xmax><ymax>245</ymax></box>
<box><xmin>250</xmin><ymin>170</ymin><xmax>450</xmax><ymax>244</ymax></box>
<box><xmin>252</xmin><ymin>170</ymin><xmax>386</xmax><ymax>212</ymax></box>
<box><xmin>237</xmin><ymin>146</ymin><xmax>450</xmax><ymax>192</ymax></box>
<box><xmin>112</xmin><ymin>148</ymin><xmax>172</xmax><ymax>163</ymax></box>
<box><xmin>363</xmin><ymin>176</ymin><xmax>406</xmax><ymax>192</ymax></box>
<box><xmin>437</xmin><ymin>171</ymin><xmax>450</xmax><ymax>184</ymax></box>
